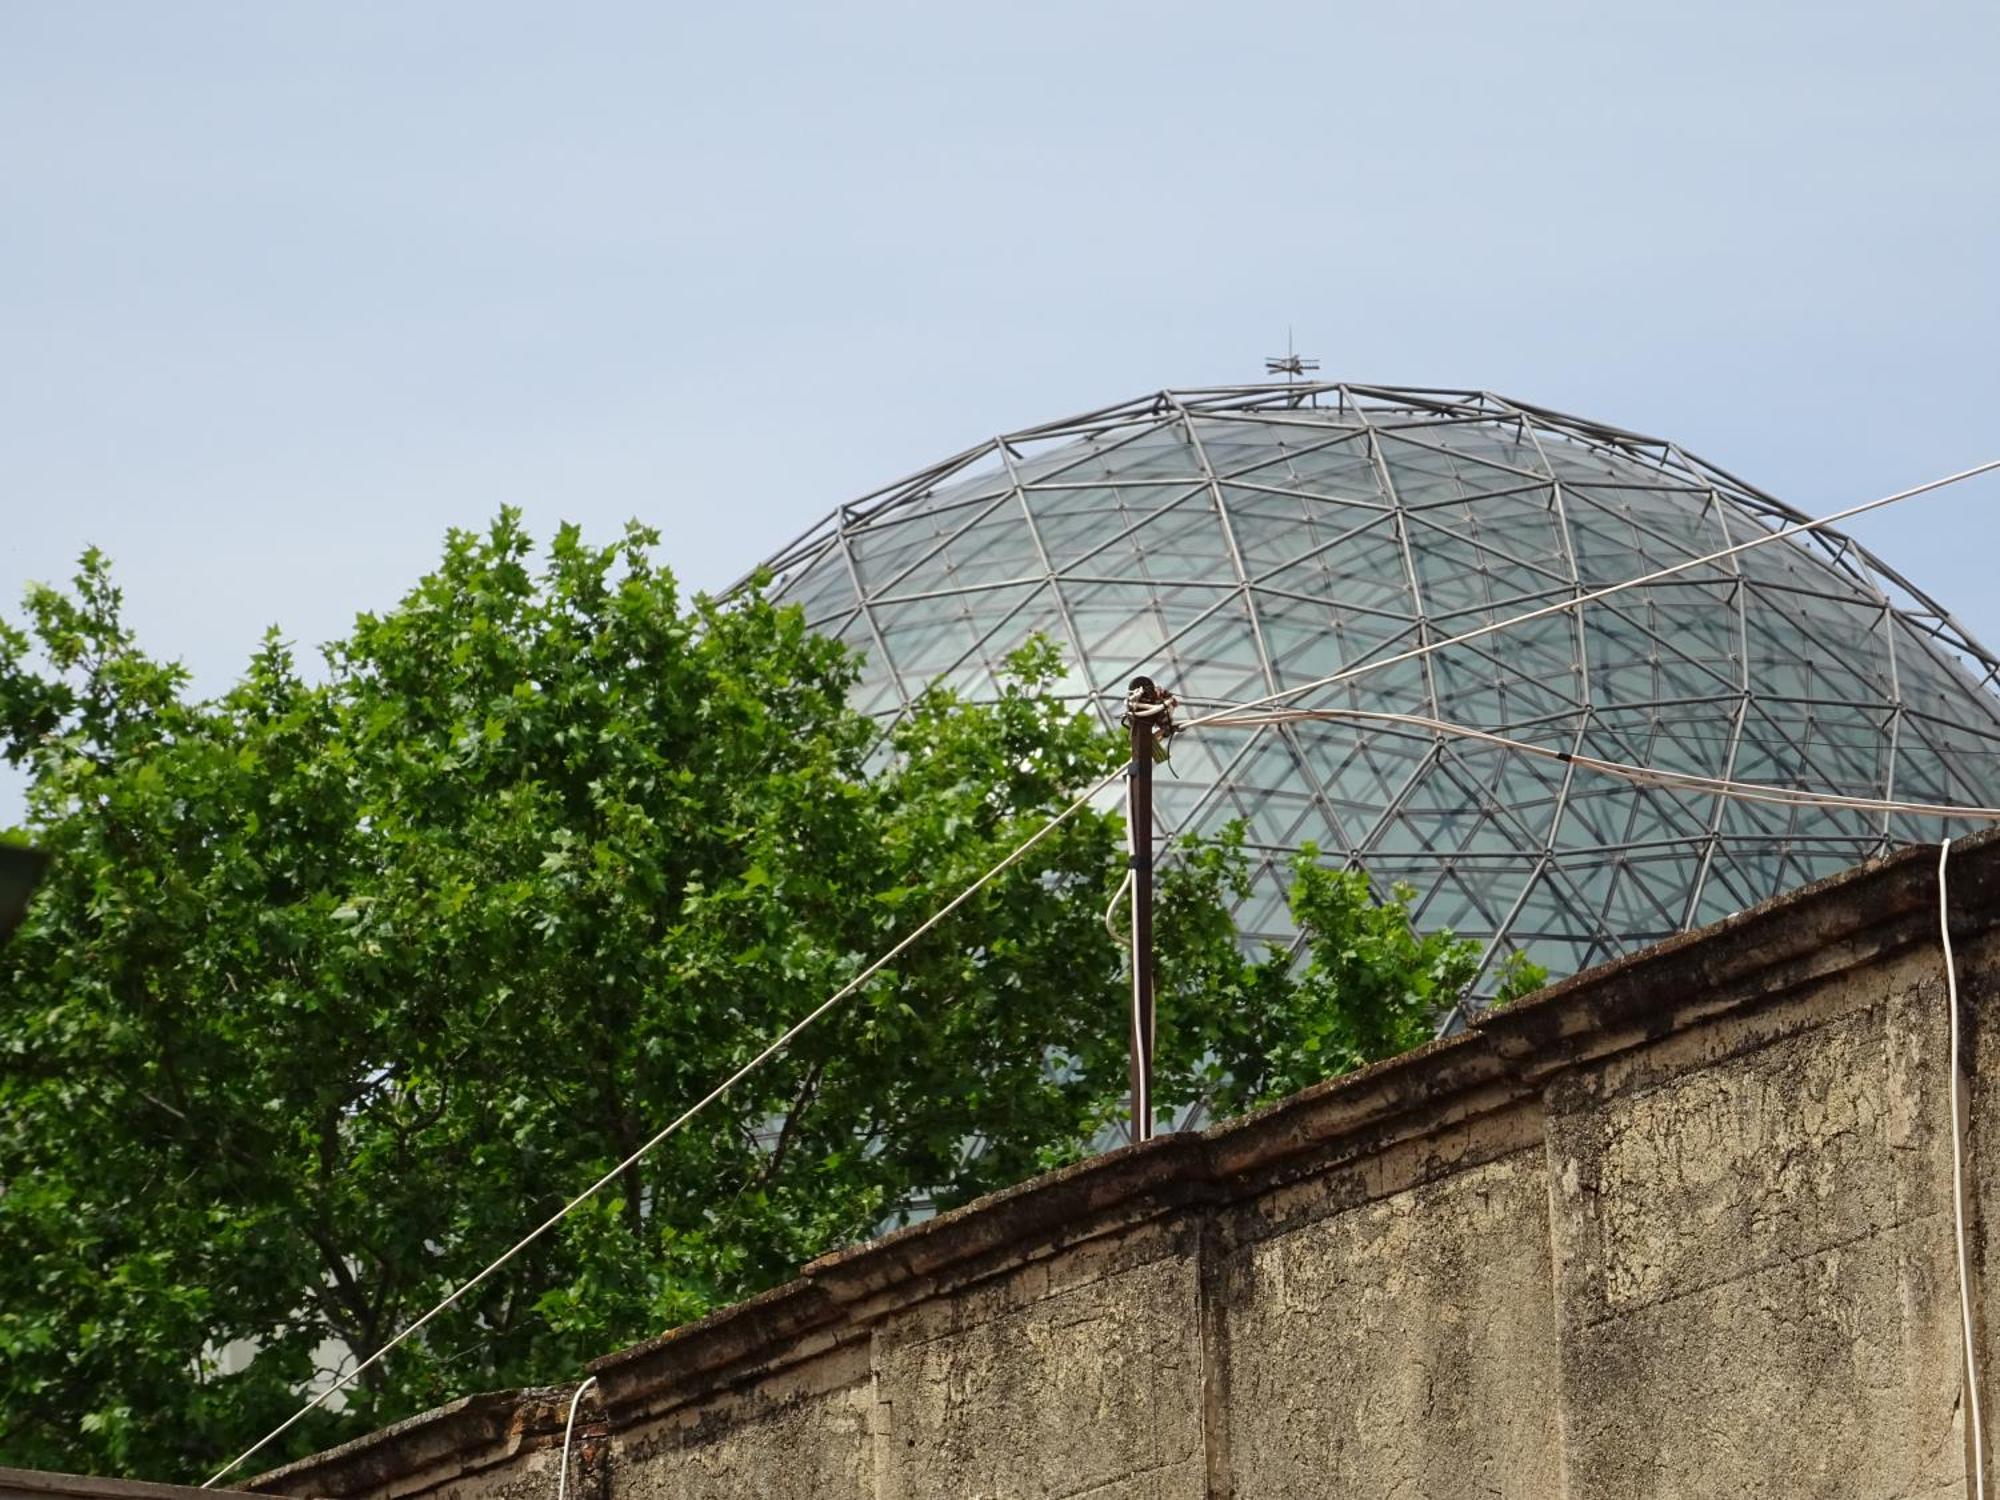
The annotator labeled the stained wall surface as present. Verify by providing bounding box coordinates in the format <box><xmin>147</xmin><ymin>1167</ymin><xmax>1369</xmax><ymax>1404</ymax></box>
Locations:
<box><xmin>248</xmin><ymin>832</ymin><xmax>2000</xmax><ymax>1500</ymax></box>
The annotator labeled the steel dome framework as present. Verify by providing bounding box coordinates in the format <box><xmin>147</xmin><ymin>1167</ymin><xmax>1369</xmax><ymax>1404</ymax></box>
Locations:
<box><xmin>753</xmin><ymin>383</ymin><xmax>2000</xmax><ymax>999</ymax></box>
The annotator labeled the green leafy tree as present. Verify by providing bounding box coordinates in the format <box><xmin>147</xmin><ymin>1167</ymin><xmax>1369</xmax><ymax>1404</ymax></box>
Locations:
<box><xmin>0</xmin><ymin>513</ymin><xmax>1540</xmax><ymax>1480</ymax></box>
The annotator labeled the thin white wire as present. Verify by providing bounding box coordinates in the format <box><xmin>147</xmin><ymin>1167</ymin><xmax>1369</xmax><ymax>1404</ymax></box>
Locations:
<box><xmin>201</xmin><ymin>763</ymin><xmax>1125</xmax><ymax>1488</ymax></box>
<box><xmin>196</xmin><ymin>460</ymin><xmax>1995</xmax><ymax>1483</ymax></box>
<box><xmin>1200</xmin><ymin>712</ymin><xmax>1984</xmax><ymax>1480</ymax></box>
<box><xmin>556</xmin><ymin>1375</ymin><xmax>596</xmax><ymax>1500</ymax></box>
<box><xmin>1941</xmin><ymin>840</ymin><xmax>1988</xmax><ymax>1499</ymax></box>
<box><xmin>1104</xmin><ymin>868</ymin><xmax>1134</xmax><ymax>945</ymax></box>
<box><xmin>1179</xmin><ymin>459</ymin><xmax>2000</xmax><ymax>731</ymax></box>
<box><xmin>1197</xmin><ymin>706</ymin><xmax>2000</xmax><ymax>823</ymax></box>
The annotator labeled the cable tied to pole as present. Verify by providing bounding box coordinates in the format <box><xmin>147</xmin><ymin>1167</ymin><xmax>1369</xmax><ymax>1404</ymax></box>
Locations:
<box><xmin>1104</xmin><ymin>868</ymin><xmax>1134</xmax><ymax>946</ymax></box>
<box><xmin>1119</xmin><ymin>676</ymin><xmax>1170</xmax><ymax>1144</ymax></box>
<box><xmin>1122</xmin><ymin>676</ymin><xmax>1178</xmax><ymax>763</ymax></box>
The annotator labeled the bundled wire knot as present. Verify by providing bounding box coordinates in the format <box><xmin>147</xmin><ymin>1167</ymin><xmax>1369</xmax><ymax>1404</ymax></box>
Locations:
<box><xmin>1123</xmin><ymin>676</ymin><xmax>1178</xmax><ymax>762</ymax></box>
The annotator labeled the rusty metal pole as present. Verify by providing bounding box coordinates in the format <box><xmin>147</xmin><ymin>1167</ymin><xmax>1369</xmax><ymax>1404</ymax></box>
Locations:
<box><xmin>1127</xmin><ymin>685</ymin><xmax>1157</xmax><ymax>1146</ymax></box>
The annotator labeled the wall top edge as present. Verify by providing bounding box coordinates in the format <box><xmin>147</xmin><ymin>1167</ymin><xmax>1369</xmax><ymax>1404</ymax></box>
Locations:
<box><xmin>251</xmin><ymin>825</ymin><xmax>2000</xmax><ymax>1492</ymax></box>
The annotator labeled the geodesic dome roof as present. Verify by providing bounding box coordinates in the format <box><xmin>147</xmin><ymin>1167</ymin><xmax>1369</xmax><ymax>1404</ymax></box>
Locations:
<box><xmin>753</xmin><ymin>383</ymin><xmax>2000</xmax><ymax>1001</ymax></box>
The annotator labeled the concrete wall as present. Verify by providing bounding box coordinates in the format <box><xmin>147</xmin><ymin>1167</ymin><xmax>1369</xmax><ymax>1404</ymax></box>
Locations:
<box><xmin>249</xmin><ymin>832</ymin><xmax>2000</xmax><ymax>1500</ymax></box>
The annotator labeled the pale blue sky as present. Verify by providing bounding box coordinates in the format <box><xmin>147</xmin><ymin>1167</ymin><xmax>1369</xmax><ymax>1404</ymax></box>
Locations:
<box><xmin>4</xmin><ymin>1</ymin><xmax>1997</xmax><ymax>821</ymax></box>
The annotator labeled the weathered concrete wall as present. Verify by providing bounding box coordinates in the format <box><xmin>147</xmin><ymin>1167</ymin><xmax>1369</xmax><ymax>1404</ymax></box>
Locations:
<box><xmin>249</xmin><ymin>831</ymin><xmax>2000</xmax><ymax>1500</ymax></box>
<box><xmin>1548</xmin><ymin>970</ymin><xmax>1966</xmax><ymax>1498</ymax></box>
<box><xmin>1217</xmin><ymin>1144</ymin><xmax>1563</xmax><ymax>1496</ymax></box>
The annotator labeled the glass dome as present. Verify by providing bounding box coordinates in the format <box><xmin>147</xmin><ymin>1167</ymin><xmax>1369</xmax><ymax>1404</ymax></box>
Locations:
<box><xmin>753</xmin><ymin>384</ymin><xmax>2000</xmax><ymax>1003</ymax></box>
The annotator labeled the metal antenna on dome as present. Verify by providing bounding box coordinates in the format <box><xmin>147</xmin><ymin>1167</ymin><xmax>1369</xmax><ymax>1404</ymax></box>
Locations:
<box><xmin>1264</xmin><ymin>327</ymin><xmax>1318</xmax><ymax>384</ymax></box>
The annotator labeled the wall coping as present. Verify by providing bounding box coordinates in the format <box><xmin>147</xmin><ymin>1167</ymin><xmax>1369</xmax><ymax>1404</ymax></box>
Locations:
<box><xmin>0</xmin><ymin>1468</ymin><xmax>255</xmax><ymax>1500</ymax></box>
<box><xmin>243</xmin><ymin>1390</ymin><xmax>579</xmax><ymax>1500</ymax></box>
<box><xmin>248</xmin><ymin>827</ymin><xmax>2000</xmax><ymax>1493</ymax></box>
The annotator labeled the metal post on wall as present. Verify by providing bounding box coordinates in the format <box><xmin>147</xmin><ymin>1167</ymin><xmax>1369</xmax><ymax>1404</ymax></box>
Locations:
<box><xmin>1122</xmin><ymin>676</ymin><xmax>1175</xmax><ymax>1146</ymax></box>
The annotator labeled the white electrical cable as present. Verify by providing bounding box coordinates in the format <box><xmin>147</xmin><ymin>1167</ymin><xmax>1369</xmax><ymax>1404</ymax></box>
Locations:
<box><xmin>1179</xmin><ymin>459</ymin><xmax>2000</xmax><ymax>732</ymax></box>
<box><xmin>1104</xmin><ymin>868</ymin><xmax>1134</xmax><ymax>945</ymax></box>
<box><xmin>201</xmin><ymin>762</ymin><xmax>1127</xmax><ymax>1488</ymax></box>
<box><xmin>1203</xmin><ymin>708</ymin><xmax>1996</xmax><ymax>1478</ymax></box>
<box><xmin>193</xmin><ymin>457</ymin><xmax>1997</xmax><ymax>1486</ymax></box>
<box><xmin>1941</xmin><ymin>839</ymin><xmax>1987</xmax><ymax>1499</ymax></box>
<box><xmin>1196</xmin><ymin>706</ymin><xmax>2000</xmax><ymax>823</ymax></box>
<box><xmin>556</xmin><ymin>1376</ymin><xmax>597</xmax><ymax>1500</ymax></box>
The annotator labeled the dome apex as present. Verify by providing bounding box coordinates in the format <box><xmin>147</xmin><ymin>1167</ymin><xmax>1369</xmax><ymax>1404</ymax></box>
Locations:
<box><xmin>756</xmin><ymin>384</ymin><xmax>2000</xmax><ymax>999</ymax></box>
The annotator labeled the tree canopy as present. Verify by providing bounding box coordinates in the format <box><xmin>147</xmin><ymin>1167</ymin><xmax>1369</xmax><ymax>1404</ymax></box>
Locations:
<box><xmin>0</xmin><ymin>513</ymin><xmax>1540</xmax><ymax>1481</ymax></box>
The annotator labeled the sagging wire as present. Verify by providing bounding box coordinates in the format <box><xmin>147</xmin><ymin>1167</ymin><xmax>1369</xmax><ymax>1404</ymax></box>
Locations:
<box><xmin>1190</xmin><ymin>700</ymin><xmax>1997</xmax><ymax>1464</ymax></box>
<box><xmin>557</xmin><ymin>1376</ymin><xmax>597</xmax><ymax>1500</ymax></box>
<box><xmin>201</xmin><ymin>761</ymin><xmax>1129</xmax><ymax>1488</ymax></box>
<box><xmin>202</xmin><ymin>456</ymin><xmax>1998</xmax><ymax>1487</ymax></box>
<box><xmin>1941</xmin><ymin>840</ymin><xmax>1988</xmax><ymax>1500</ymax></box>
<box><xmin>1104</xmin><ymin>868</ymin><xmax>1134</xmax><ymax>946</ymax></box>
<box><xmin>1195</xmin><ymin>706</ymin><xmax>2000</xmax><ymax>824</ymax></box>
<box><xmin>1178</xmin><ymin>458</ymin><xmax>2000</xmax><ymax>733</ymax></box>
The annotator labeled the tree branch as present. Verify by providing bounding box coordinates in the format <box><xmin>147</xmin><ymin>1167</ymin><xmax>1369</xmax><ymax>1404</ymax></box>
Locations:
<box><xmin>761</xmin><ymin>1056</ymin><xmax>826</xmax><ymax>1187</ymax></box>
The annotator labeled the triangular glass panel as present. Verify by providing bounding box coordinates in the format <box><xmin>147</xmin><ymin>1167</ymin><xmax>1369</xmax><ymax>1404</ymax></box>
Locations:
<box><xmin>776</xmin><ymin>556</ymin><xmax>861</xmax><ymax>629</ymax></box>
